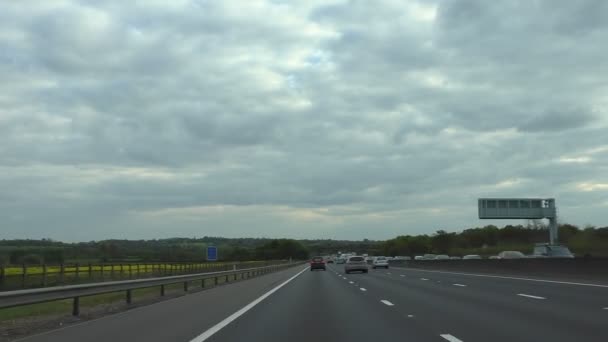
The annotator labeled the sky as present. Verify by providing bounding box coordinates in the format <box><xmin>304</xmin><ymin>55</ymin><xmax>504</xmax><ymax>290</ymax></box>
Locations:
<box><xmin>1</xmin><ymin>0</ymin><xmax>607</xmax><ymax>242</ymax></box>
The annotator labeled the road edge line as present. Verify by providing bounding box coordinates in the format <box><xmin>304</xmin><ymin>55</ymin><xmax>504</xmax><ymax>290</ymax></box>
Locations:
<box><xmin>189</xmin><ymin>266</ymin><xmax>309</xmax><ymax>342</ymax></box>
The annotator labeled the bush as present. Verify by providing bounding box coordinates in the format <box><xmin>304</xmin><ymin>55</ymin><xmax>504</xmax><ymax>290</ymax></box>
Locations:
<box><xmin>21</xmin><ymin>254</ymin><xmax>43</xmax><ymax>265</ymax></box>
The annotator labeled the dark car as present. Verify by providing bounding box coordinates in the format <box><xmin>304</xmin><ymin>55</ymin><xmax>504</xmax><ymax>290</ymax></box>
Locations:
<box><xmin>310</xmin><ymin>256</ymin><xmax>326</xmax><ymax>271</ymax></box>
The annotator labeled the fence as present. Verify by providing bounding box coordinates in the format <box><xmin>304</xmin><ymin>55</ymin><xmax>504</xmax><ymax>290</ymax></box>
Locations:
<box><xmin>0</xmin><ymin>261</ymin><xmax>281</xmax><ymax>291</ymax></box>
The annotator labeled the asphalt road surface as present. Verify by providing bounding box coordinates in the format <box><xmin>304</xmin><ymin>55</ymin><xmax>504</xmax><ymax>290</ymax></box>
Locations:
<box><xmin>16</xmin><ymin>264</ymin><xmax>608</xmax><ymax>342</ymax></box>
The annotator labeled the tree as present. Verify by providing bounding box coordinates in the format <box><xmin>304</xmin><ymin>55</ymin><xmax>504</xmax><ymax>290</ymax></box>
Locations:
<box><xmin>431</xmin><ymin>230</ymin><xmax>454</xmax><ymax>254</ymax></box>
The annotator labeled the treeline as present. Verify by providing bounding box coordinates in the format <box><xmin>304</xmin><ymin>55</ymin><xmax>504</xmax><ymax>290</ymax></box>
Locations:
<box><xmin>380</xmin><ymin>224</ymin><xmax>608</xmax><ymax>257</ymax></box>
<box><xmin>2</xmin><ymin>224</ymin><xmax>607</xmax><ymax>264</ymax></box>
<box><xmin>0</xmin><ymin>237</ymin><xmax>313</xmax><ymax>265</ymax></box>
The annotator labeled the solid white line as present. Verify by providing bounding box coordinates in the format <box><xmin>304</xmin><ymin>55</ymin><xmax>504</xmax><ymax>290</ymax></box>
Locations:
<box><xmin>453</xmin><ymin>284</ymin><xmax>467</xmax><ymax>287</ymax></box>
<box><xmin>440</xmin><ymin>334</ymin><xmax>464</xmax><ymax>342</ymax></box>
<box><xmin>360</xmin><ymin>288</ymin><xmax>367</xmax><ymax>291</ymax></box>
<box><xmin>391</xmin><ymin>267</ymin><xmax>608</xmax><ymax>288</ymax></box>
<box><xmin>380</xmin><ymin>300</ymin><xmax>395</xmax><ymax>306</ymax></box>
<box><xmin>189</xmin><ymin>266</ymin><xmax>308</xmax><ymax>342</ymax></box>
<box><xmin>517</xmin><ymin>293</ymin><xmax>546</xmax><ymax>300</ymax></box>
<box><xmin>421</xmin><ymin>278</ymin><xmax>429</xmax><ymax>281</ymax></box>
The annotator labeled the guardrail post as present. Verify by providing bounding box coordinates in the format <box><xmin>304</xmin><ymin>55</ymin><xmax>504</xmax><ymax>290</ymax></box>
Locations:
<box><xmin>111</xmin><ymin>264</ymin><xmax>115</xmax><ymax>279</ymax></box>
<box><xmin>75</xmin><ymin>263</ymin><xmax>80</xmax><ymax>282</ymax></box>
<box><xmin>88</xmin><ymin>263</ymin><xmax>92</xmax><ymax>280</ymax></box>
<box><xmin>21</xmin><ymin>264</ymin><xmax>27</xmax><ymax>288</ymax></box>
<box><xmin>73</xmin><ymin>297</ymin><xmax>80</xmax><ymax>316</ymax></box>
<box><xmin>100</xmin><ymin>263</ymin><xmax>104</xmax><ymax>279</ymax></box>
<box><xmin>214</xmin><ymin>277</ymin><xmax>218</xmax><ymax>286</ymax></box>
<box><xmin>225</xmin><ymin>275</ymin><xmax>229</xmax><ymax>283</ymax></box>
<box><xmin>201</xmin><ymin>278</ymin><xmax>205</xmax><ymax>288</ymax></box>
<box><xmin>0</xmin><ymin>264</ymin><xmax>4</xmax><ymax>288</ymax></box>
<box><xmin>42</xmin><ymin>264</ymin><xmax>47</xmax><ymax>287</ymax></box>
<box><xmin>184</xmin><ymin>281</ymin><xmax>188</xmax><ymax>292</ymax></box>
<box><xmin>128</xmin><ymin>264</ymin><xmax>132</xmax><ymax>278</ymax></box>
<box><xmin>126</xmin><ymin>289</ymin><xmax>132</xmax><ymax>304</ymax></box>
<box><xmin>60</xmin><ymin>263</ymin><xmax>65</xmax><ymax>285</ymax></box>
<box><xmin>160</xmin><ymin>284</ymin><xmax>165</xmax><ymax>296</ymax></box>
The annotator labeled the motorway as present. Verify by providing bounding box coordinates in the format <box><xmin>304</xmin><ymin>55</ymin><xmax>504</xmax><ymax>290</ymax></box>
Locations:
<box><xmin>16</xmin><ymin>263</ymin><xmax>608</xmax><ymax>342</ymax></box>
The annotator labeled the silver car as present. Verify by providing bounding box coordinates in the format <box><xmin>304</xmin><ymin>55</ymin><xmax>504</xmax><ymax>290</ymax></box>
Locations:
<box><xmin>532</xmin><ymin>244</ymin><xmax>574</xmax><ymax>258</ymax></box>
<box><xmin>498</xmin><ymin>251</ymin><xmax>526</xmax><ymax>259</ymax></box>
<box><xmin>345</xmin><ymin>256</ymin><xmax>368</xmax><ymax>274</ymax></box>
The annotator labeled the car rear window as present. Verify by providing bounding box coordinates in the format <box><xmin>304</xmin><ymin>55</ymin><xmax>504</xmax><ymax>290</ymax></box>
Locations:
<box><xmin>312</xmin><ymin>257</ymin><xmax>323</xmax><ymax>262</ymax></box>
<box><xmin>349</xmin><ymin>256</ymin><xmax>364</xmax><ymax>262</ymax></box>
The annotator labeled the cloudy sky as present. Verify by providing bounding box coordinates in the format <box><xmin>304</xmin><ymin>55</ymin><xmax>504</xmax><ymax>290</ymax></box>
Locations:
<box><xmin>1</xmin><ymin>0</ymin><xmax>607</xmax><ymax>241</ymax></box>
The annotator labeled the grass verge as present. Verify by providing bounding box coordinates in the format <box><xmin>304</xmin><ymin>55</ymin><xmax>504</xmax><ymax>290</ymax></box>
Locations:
<box><xmin>0</xmin><ymin>277</ymin><xmax>228</xmax><ymax>322</ymax></box>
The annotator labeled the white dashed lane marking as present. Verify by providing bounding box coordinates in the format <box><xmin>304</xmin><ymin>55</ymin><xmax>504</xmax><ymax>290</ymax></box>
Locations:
<box><xmin>360</xmin><ymin>288</ymin><xmax>367</xmax><ymax>292</ymax></box>
<box><xmin>421</xmin><ymin>278</ymin><xmax>429</xmax><ymax>281</ymax></box>
<box><xmin>517</xmin><ymin>293</ymin><xmax>546</xmax><ymax>300</ymax></box>
<box><xmin>453</xmin><ymin>284</ymin><xmax>467</xmax><ymax>287</ymax></box>
<box><xmin>380</xmin><ymin>300</ymin><xmax>395</xmax><ymax>306</ymax></box>
<box><xmin>440</xmin><ymin>334</ymin><xmax>464</xmax><ymax>342</ymax></box>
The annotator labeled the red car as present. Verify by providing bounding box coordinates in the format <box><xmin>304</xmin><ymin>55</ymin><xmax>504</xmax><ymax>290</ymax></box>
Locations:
<box><xmin>310</xmin><ymin>256</ymin><xmax>326</xmax><ymax>271</ymax></box>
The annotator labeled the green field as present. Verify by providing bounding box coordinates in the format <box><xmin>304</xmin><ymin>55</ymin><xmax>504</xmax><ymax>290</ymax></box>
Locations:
<box><xmin>0</xmin><ymin>261</ymin><xmax>270</xmax><ymax>291</ymax></box>
<box><xmin>3</xmin><ymin>261</ymin><xmax>252</xmax><ymax>276</ymax></box>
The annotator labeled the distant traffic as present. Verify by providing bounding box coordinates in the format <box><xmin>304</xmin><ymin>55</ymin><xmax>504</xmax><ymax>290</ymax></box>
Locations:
<box><xmin>313</xmin><ymin>242</ymin><xmax>574</xmax><ymax>269</ymax></box>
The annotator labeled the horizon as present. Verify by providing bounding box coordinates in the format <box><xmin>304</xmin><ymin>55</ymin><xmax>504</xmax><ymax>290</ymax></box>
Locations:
<box><xmin>4</xmin><ymin>221</ymin><xmax>598</xmax><ymax>244</ymax></box>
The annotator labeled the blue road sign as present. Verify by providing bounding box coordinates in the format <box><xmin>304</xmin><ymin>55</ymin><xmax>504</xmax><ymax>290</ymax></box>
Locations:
<box><xmin>207</xmin><ymin>246</ymin><xmax>218</xmax><ymax>261</ymax></box>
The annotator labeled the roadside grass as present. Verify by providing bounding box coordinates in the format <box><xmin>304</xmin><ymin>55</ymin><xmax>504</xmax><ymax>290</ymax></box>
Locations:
<box><xmin>1</xmin><ymin>261</ymin><xmax>269</xmax><ymax>291</ymax></box>
<box><xmin>0</xmin><ymin>277</ymin><xmax>228</xmax><ymax>322</ymax></box>
<box><xmin>3</xmin><ymin>262</ymin><xmax>235</xmax><ymax>276</ymax></box>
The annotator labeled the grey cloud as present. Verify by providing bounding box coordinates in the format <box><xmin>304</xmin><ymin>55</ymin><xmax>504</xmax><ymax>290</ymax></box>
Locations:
<box><xmin>1</xmin><ymin>0</ymin><xmax>607</xmax><ymax>241</ymax></box>
<box><xmin>520</xmin><ymin>108</ymin><xmax>595</xmax><ymax>132</ymax></box>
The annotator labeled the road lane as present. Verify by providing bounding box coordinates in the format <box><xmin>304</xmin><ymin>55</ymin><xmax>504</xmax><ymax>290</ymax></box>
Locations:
<box><xmin>206</xmin><ymin>265</ymin><xmax>438</xmax><ymax>342</ymax></box>
<box><xmin>16</xmin><ymin>266</ymin><xmax>306</xmax><ymax>342</ymax></box>
<box><xmin>13</xmin><ymin>262</ymin><xmax>608</xmax><ymax>342</ymax></box>
<box><xmin>390</xmin><ymin>266</ymin><xmax>608</xmax><ymax>311</ymax></box>
<box><xmin>344</xmin><ymin>265</ymin><xmax>608</xmax><ymax>342</ymax></box>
